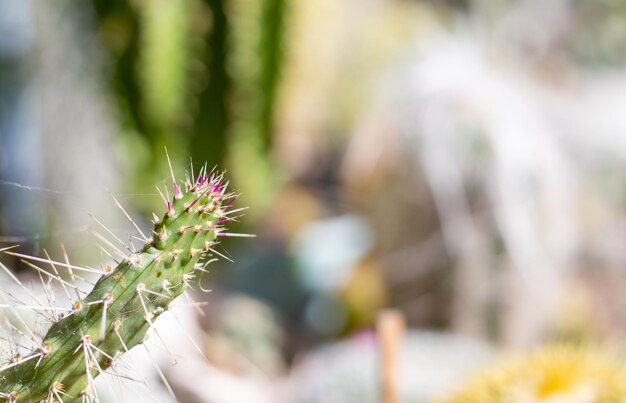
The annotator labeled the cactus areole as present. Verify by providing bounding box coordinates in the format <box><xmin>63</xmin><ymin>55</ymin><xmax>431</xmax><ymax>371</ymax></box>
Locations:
<box><xmin>0</xmin><ymin>168</ymin><xmax>242</xmax><ymax>402</ymax></box>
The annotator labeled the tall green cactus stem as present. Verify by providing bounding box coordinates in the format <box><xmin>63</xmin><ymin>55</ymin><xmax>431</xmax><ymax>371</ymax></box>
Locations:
<box><xmin>0</xmin><ymin>168</ymin><xmax>241</xmax><ymax>402</ymax></box>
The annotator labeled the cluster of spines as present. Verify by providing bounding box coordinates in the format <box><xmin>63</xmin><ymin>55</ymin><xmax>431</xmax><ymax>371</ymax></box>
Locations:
<box><xmin>0</xmin><ymin>162</ymin><xmax>250</xmax><ymax>402</ymax></box>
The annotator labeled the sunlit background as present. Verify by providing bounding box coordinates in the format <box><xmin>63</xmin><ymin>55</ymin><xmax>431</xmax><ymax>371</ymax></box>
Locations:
<box><xmin>2</xmin><ymin>0</ymin><xmax>626</xmax><ymax>401</ymax></box>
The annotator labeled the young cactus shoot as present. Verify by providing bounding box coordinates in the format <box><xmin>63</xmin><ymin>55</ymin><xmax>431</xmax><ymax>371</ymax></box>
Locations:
<box><xmin>0</xmin><ymin>163</ymin><xmax>248</xmax><ymax>402</ymax></box>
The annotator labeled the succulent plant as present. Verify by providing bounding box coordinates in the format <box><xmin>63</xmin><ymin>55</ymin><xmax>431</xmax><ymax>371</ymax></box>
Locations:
<box><xmin>0</xmin><ymin>161</ymin><xmax>248</xmax><ymax>402</ymax></box>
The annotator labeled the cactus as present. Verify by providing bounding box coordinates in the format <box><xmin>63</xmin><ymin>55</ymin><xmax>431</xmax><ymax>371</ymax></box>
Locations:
<box><xmin>0</xmin><ymin>162</ymin><xmax>246</xmax><ymax>402</ymax></box>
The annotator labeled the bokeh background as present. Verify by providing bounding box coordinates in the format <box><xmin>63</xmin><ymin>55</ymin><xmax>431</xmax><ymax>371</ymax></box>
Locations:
<box><xmin>2</xmin><ymin>0</ymin><xmax>626</xmax><ymax>401</ymax></box>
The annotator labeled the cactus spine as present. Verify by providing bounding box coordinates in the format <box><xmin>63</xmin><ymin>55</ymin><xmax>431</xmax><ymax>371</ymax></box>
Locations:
<box><xmin>0</xmin><ymin>166</ymin><xmax>241</xmax><ymax>402</ymax></box>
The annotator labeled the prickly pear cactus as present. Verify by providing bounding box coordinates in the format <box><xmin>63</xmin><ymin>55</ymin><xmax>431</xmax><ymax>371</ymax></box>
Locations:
<box><xmin>0</xmin><ymin>164</ymin><xmax>245</xmax><ymax>402</ymax></box>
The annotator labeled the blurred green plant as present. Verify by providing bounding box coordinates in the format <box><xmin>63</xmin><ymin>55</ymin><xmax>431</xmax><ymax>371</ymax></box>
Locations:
<box><xmin>91</xmin><ymin>0</ymin><xmax>284</xmax><ymax>220</ymax></box>
<box><xmin>227</xmin><ymin>0</ymin><xmax>285</xmax><ymax>216</ymax></box>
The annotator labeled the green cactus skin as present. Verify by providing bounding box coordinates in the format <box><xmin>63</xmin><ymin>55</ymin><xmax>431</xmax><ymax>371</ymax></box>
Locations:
<box><xmin>0</xmin><ymin>168</ymin><xmax>240</xmax><ymax>402</ymax></box>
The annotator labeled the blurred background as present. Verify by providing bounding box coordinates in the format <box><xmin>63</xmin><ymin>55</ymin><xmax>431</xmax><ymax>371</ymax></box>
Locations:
<box><xmin>2</xmin><ymin>0</ymin><xmax>626</xmax><ymax>401</ymax></box>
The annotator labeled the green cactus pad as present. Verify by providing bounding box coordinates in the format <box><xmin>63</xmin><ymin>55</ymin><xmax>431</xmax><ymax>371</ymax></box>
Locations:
<box><xmin>0</xmin><ymin>167</ymin><xmax>241</xmax><ymax>402</ymax></box>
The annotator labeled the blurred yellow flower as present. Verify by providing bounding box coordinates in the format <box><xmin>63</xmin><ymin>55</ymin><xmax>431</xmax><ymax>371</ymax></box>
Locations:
<box><xmin>442</xmin><ymin>345</ymin><xmax>626</xmax><ymax>403</ymax></box>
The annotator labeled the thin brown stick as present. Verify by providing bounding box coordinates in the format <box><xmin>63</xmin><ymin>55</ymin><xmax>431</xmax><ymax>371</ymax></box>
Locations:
<box><xmin>377</xmin><ymin>309</ymin><xmax>405</xmax><ymax>403</ymax></box>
